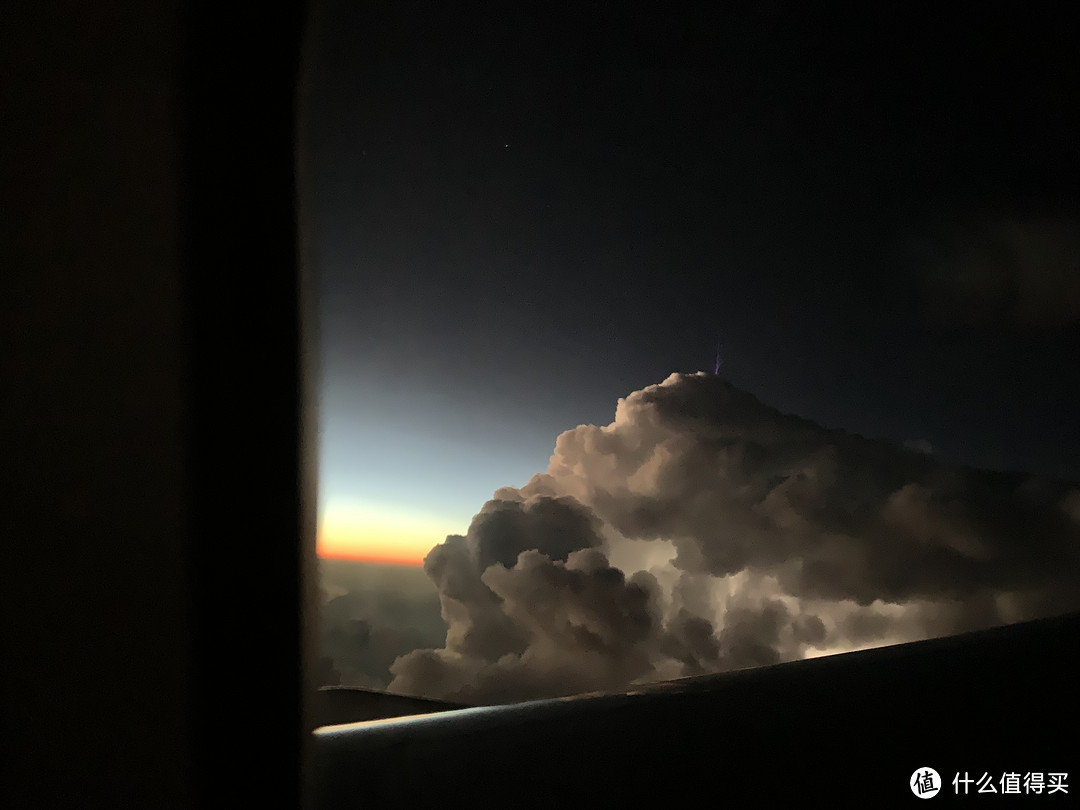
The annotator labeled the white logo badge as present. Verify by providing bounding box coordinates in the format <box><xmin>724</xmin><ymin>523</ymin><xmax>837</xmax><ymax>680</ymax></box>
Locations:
<box><xmin>911</xmin><ymin>767</ymin><xmax>941</xmax><ymax>798</ymax></box>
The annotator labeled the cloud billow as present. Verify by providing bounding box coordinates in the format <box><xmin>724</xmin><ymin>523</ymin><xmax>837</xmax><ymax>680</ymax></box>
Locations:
<box><xmin>390</xmin><ymin>373</ymin><xmax>1080</xmax><ymax>703</ymax></box>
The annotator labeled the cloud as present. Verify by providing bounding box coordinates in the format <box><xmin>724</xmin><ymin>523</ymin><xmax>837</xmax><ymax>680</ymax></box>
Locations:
<box><xmin>318</xmin><ymin>561</ymin><xmax>447</xmax><ymax>689</ymax></box>
<box><xmin>389</xmin><ymin>373</ymin><xmax>1080</xmax><ymax>703</ymax></box>
<box><xmin>917</xmin><ymin>216</ymin><xmax>1080</xmax><ymax>327</ymax></box>
<box><xmin>904</xmin><ymin>438</ymin><xmax>933</xmax><ymax>455</ymax></box>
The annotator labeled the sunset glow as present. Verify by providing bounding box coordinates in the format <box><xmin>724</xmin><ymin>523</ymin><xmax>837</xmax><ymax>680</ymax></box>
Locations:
<box><xmin>317</xmin><ymin>500</ymin><xmax>465</xmax><ymax>566</ymax></box>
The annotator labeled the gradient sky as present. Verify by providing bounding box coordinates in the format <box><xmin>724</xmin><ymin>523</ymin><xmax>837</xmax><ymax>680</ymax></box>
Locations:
<box><xmin>303</xmin><ymin>5</ymin><xmax>1080</xmax><ymax>564</ymax></box>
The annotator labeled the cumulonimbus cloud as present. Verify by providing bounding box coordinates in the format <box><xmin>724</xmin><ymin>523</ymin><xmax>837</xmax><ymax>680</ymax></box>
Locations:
<box><xmin>389</xmin><ymin>373</ymin><xmax>1080</xmax><ymax>703</ymax></box>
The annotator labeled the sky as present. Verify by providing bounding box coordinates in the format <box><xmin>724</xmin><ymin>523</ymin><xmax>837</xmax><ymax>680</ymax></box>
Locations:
<box><xmin>302</xmin><ymin>4</ymin><xmax>1080</xmax><ymax>698</ymax></box>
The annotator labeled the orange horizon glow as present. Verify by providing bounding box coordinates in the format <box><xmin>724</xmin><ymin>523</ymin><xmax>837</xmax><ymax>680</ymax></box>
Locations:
<box><xmin>317</xmin><ymin>499</ymin><xmax>465</xmax><ymax>568</ymax></box>
<box><xmin>317</xmin><ymin>548</ymin><xmax>426</xmax><ymax>566</ymax></box>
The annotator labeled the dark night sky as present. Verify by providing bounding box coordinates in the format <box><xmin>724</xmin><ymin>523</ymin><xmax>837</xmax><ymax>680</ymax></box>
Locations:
<box><xmin>303</xmin><ymin>3</ymin><xmax>1080</xmax><ymax>541</ymax></box>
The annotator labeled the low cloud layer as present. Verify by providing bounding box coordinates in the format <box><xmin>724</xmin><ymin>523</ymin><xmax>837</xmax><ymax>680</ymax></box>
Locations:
<box><xmin>319</xmin><ymin>560</ymin><xmax>446</xmax><ymax>690</ymax></box>
<box><xmin>389</xmin><ymin>373</ymin><xmax>1080</xmax><ymax>703</ymax></box>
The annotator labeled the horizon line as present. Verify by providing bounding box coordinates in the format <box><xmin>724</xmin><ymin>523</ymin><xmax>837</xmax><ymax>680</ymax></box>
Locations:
<box><xmin>318</xmin><ymin>550</ymin><xmax>426</xmax><ymax>567</ymax></box>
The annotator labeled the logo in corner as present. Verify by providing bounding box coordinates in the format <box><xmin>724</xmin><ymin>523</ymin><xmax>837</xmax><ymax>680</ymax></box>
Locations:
<box><xmin>911</xmin><ymin>767</ymin><xmax>941</xmax><ymax>798</ymax></box>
